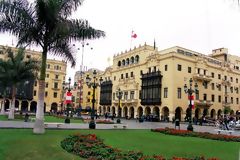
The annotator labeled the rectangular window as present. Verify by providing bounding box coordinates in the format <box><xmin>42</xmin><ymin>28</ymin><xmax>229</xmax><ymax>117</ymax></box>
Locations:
<box><xmin>131</xmin><ymin>72</ymin><xmax>134</xmax><ymax>77</ymax></box>
<box><xmin>124</xmin><ymin>91</ymin><xmax>128</xmax><ymax>100</ymax></box>
<box><xmin>211</xmin><ymin>72</ymin><xmax>214</xmax><ymax>78</ymax></box>
<box><xmin>218</xmin><ymin>85</ymin><xmax>221</xmax><ymax>91</ymax></box>
<box><xmin>195</xmin><ymin>92</ymin><xmax>199</xmax><ymax>100</ymax></box>
<box><xmin>148</xmin><ymin>67</ymin><xmax>151</xmax><ymax>73</ymax></box>
<box><xmin>218</xmin><ymin>95</ymin><xmax>221</xmax><ymax>103</ymax></box>
<box><xmin>130</xmin><ymin>91</ymin><xmax>135</xmax><ymax>99</ymax></box>
<box><xmin>230</xmin><ymin>77</ymin><xmax>233</xmax><ymax>82</ymax></box>
<box><xmin>197</xmin><ymin>68</ymin><xmax>200</xmax><ymax>74</ymax></box>
<box><xmin>46</xmin><ymin>74</ymin><xmax>49</xmax><ymax>78</ymax></box>
<box><xmin>33</xmin><ymin>90</ymin><xmax>36</xmax><ymax>96</ymax></box>
<box><xmin>204</xmin><ymin>70</ymin><xmax>206</xmax><ymax>75</ymax></box>
<box><xmin>46</xmin><ymin>83</ymin><xmax>48</xmax><ymax>88</ymax></box>
<box><xmin>237</xmin><ymin>78</ymin><xmax>238</xmax><ymax>83</ymax></box>
<box><xmin>211</xmin><ymin>83</ymin><xmax>215</xmax><ymax>90</ymax></box>
<box><xmin>34</xmin><ymin>81</ymin><xmax>37</xmax><ymax>86</ymax></box>
<box><xmin>121</xmin><ymin>74</ymin><xmax>123</xmax><ymax>79</ymax></box>
<box><xmin>114</xmin><ymin>76</ymin><xmax>116</xmax><ymax>81</ymax></box>
<box><xmin>203</xmin><ymin>94</ymin><xmax>207</xmax><ymax>101</ymax></box>
<box><xmin>177</xmin><ymin>88</ymin><xmax>181</xmax><ymax>99</ymax></box>
<box><xmin>53</xmin><ymin>92</ymin><xmax>57</xmax><ymax>98</ymax></box>
<box><xmin>113</xmin><ymin>93</ymin><xmax>115</xmax><ymax>100</ymax></box>
<box><xmin>224</xmin><ymin>75</ymin><xmax>227</xmax><ymax>80</ymax></box>
<box><xmin>164</xmin><ymin>88</ymin><xmax>168</xmax><ymax>98</ymax></box>
<box><xmin>126</xmin><ymin>73</ymin><xmax>128</xmax><ymax>78</ymax></box>
<box><xmin>237</xmin><ymin>98</ymin><xmax>239</xmax><ymax>104</ymax></box>
<box><xmin>54</xmin><ymin>82</ymin><xmax>58</xmax><ymax>89</ymax></box>
<box><xmin>165</xmin><ymin>65</ymin><xmax>168</xmax><ymax>71</ymax></box>
<box><xmin>45</xmin><ymin>91</ymin><xmax>48</xmax><ymax>97</ymax></box>
<box><xmin>218</xmin><ymin>74</ymin><xmax>221</xmax><ymax>80</ymax></box>
<box><xmin>211</xmin><ymin>95</ymin><xmax>215</xmax><ymax>102</ymax></box>
<box><xmin>177</xmin><ymin>64</ymin><xmax>182</xmax><ymax>71</ymax></box>
<box><xmin>188</xmin><ymin>67</ymin><xmax>191</xmax><ymax>73</ymax></box>
<box><xmin>236</xmin><ymin>88</ymin><xmax>239</xmax><ymax>94</ymax></box>
<box><xmin>153</xmin><ymin>66</ymin><xmax>157</xmax><ymax>72</ymax></box>
<box><xmin>231</xmin><ymin>97</ymin><xmax>233</xmax><ymax>104</ymax></box>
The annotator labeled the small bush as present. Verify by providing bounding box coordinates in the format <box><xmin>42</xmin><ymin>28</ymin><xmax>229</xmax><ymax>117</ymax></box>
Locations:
<box><xmin>65</xmin><ymin>118</ymin><xmax>70</xmax><ymax>124</ymax></box>
<box><xmin>116</xmin><ymin>119</ymin><xmax>121</xmax><ymax>124</ymax></box>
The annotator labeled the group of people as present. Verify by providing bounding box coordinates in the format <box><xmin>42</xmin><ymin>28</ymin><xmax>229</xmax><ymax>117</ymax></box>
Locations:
<box><xmin>216</xmin><ymin>115</ymin><xmax>240</xmax><ymax>130</ymax></box>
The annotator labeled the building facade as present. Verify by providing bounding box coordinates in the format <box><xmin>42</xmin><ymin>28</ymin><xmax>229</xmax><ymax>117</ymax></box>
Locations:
<box><xmin>0</xmin><ymin>45</ymin><xmax>67</xmax><ymax>113</ymax></box>
<box><xmin>97</xmin><ymin>43</ymin><xmax>240</xmax><ymax>121</ymax></box>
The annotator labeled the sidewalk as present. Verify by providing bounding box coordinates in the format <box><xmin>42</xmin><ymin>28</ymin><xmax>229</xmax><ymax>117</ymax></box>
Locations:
<box><xmin>1</xmin><ymin>119</ymin><xmax>240</xmax><ymax>136</ymax></box>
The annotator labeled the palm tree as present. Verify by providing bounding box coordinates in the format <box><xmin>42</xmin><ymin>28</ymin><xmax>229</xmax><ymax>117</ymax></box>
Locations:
<box><xmin>0</xmin><ymin>48</ymin><xmax>40</xmax><ymax>119</ymax></box>
<box><xmin>0</xmin><ymin>0</ymin><xmax>105</xmax><ymax>134</ymax></box>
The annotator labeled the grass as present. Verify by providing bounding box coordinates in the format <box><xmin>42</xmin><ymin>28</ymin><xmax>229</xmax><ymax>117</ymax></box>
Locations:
<box><xmin>0</xmin><ymin>129</ymin><xmax>239</xmax><ymax>160</ymax></box>
<box><xmin>0</xmin><ymin>115</ymin><xmax>83</xmax><ymax>123</ymax></box>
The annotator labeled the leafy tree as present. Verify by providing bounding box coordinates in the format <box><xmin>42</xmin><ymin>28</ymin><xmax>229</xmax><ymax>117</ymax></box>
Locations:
<box><xmin>0</xmin><ymin>0</ymin><xmax>105</xmax><ymax>133</ymax></box>
<box><xmin>0</xmin><ymin>48</ymin><xmax>39</xmax><ymax>119</ymax></box>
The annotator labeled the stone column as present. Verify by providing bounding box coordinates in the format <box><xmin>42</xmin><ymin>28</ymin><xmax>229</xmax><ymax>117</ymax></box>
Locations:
<box><xmin>0</xmin><ymin>100</ymin><xmax>4</xmax><ymax>115</ymax></box>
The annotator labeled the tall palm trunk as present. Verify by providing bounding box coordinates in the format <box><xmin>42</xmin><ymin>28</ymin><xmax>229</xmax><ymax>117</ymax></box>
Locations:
<box><xmin>8</xmin><ymin>86</ymin><xmax>16</xmax><ymax>119</ymax></box>
<box><xmin>33</xmin><ymin>48</ymin><xmax>47</xmax><ymax>134</ymax></box>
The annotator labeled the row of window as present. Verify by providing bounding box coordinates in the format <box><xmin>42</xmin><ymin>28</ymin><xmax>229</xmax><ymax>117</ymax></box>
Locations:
<box><xmin>47</xmin><ymin>64</ymin><xmax>62</xmax><ymax>70</ymax></box>
<box><xmin>112</xmin><ymin>91</ymin><xmax>135</xmax><ymax>100</ymax></box>
<box><xmin>33</xmin><ymin>91</ymin><xmax>58</xmax><ymax>98</ymax></box>
<box><xmin>117</xmin><ymin>55</ymin><xmax>139</xmax><ymax>67</ymax></box>
<box><xmin>163</xmin><ymin>87</ymin><xmax>239</xmax><ymax>104</ymax></box>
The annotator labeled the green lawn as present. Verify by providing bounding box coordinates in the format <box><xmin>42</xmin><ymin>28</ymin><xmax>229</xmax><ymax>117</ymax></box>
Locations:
<box><xmin>0</xmin><ymin>115</ymin><xmax>83</xmax><ymax>123</ymax></box>
<box><xmin>0</xmin><ymin>129</ymin><xmax>239</xmax><ymax>160</ymax></box>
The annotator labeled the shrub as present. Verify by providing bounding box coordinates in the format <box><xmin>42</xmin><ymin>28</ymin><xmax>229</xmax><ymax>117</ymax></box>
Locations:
<box><xmin>89</xmin><ymin>120</ymin><xmax>96</xmax><ymax>129</ymax></box>
<box><xmin>65</xmin><ymin>118</ymin><xmax>70</xmax><ymax>123</ymax></box>
<box><xmin>116</xmin><ymin>119</ymin><xmax>121</xmax><ymax>124</ymax></box>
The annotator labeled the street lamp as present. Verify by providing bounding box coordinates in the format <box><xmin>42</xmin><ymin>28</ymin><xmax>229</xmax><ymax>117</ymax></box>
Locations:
<box><xmin>184</xmin><ymin>78</ymin><xmax>198</xmax><ymax>131</ymax></box>
<box><xmin>116</xmin><ymin>88</ymin><xmax>123</xmax><ymax>123</ymax></box>
<box><xmin>86</xmin><ymin>70</ymin><xmax>103</xmax><ymax>129</ymax></box>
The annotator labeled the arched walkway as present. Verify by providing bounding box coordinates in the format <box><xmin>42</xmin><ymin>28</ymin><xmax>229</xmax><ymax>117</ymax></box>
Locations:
<box><xmin>129</xmin><ymin>107</ymin><xmax>134</xmax><ymax>118</ymax></box>
<box><xmin>210</xmin><ymin>109</ymin><xmax>216</xmax><ymax>119</ymax></box>
<box><xmin>137</xmin><ymin>107</ymin><xmax>143</xmax><ymax>117</ymax></box>
<box><xmin>103</xmin><ymin>106</ymin><xmax>106</xmax><ymax>114</ymax></box>
<box><xmin>175</xmin><ymin>107</ymin><xmax>182</xmax><ymax>121</ymax></box>
<box><xmin>123</xmin><ymin>107</ymin><xmax>128</xmax><ymax>118</ymax></box>
<box><xmin>4</xmin><ymin>99</ymin><xmax>10</xmax><ymax>111</ymax></box>
<box><xmin>107</xmin><ymin>106</ymin><xmax>110</xmax><ymax>113</ymax></box>
<box><xmin>99</xmin><ymin>106</ymin><xmax>102</xmax><ymax>115</ymax></box>
<box><xmin>30</xmin><ymin>101</ymin><xmax>37</xmax><ymax>113</ymax></box>
<box><xmin>217</xmin><ymin>109</ymin><xmax>222</xmax><ymax>117</ymax></box>
<box><xmin>185</xmin><ymin>108</ymin><xmax>191</xmax><ymax>122</ymax></box>
<box><xmin>203</xmin><ymin>108</ymin><xmax>208</xmax><ymax>117</ymax></box>
<box><xmin>195</xmin><ymin>108</ymin><xmax>201</xmax><ymax>120</ymax></box>
<box><xmin>51</xmin><ymin>102</ymin><xmax>58</xmax><ymax>112</ymax></box>
<box><xmin>153</xmin><ymin>107</ymin><xmax>160</xmax><ymax>117</ymax></box>
<box><xmin>161</xmin><ymin>107</ymin><xmax>169</xmax><ymax>121</ymax></box>
<box><xmin>145</xmin><ymin>107</ymin><xmax>151</xmax><ymax>116</ymax></box>
<box><xmin>21</xmin><ymin>101</ymin><xmax>28</xmax><ymax>112</ymax></box>
<box><xmin>15</xmin><ymin>100</ymin><xmax>19</xmax><ymax>110</ymax></box>
<box><xmin>112</xmin><ymin>107</ymin><xmax>116</xmax><ymax>115</ymax></box>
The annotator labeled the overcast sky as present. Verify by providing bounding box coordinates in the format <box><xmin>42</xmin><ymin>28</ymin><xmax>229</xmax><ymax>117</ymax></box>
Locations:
<box><xmin>0</xmin><ymin>0</ymin><xmax>240</xmax><ymax>83</ymax></box>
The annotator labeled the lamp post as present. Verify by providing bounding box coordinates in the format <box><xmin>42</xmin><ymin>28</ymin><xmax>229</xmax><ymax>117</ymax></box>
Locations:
<box><xmin>116</xmin><ymin>88</ymin><xmax>123</xmax><ymax>123</ymax></box>
<box><xmin>86</xmin><ymin>70</ymin><xmax>102</xmax><ymax>129</ymax></box>
<box><xmin>184</xmin><ymin>78</ymin><xmax>198</xmax><ymax>131</ymax></box>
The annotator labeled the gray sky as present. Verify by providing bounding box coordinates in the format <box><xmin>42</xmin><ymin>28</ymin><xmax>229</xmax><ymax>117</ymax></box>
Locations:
<box><xmin>0</xmin><ymin>0</ymin><xmax>240</xmax><ymax>83</ymax></box>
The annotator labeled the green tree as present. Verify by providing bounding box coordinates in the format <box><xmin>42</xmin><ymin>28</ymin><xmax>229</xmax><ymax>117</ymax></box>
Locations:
<box><xmin>0</xmin><ymin>0</ymin><xmax>105</xmax><ymax>134</ymax></box>
<box><xmin>0</xmin><ymin>48</ymin><xmax>40</xmax><ymax>119</ymax></box>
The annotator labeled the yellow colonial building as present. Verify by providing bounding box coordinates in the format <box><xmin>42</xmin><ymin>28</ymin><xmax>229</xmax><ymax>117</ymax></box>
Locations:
<box><xmin>0</xmin><ymin>45</ymin><xmax>67</xmax><ymax>113</ymax></box>
<box><xmin>95</xmin><ymin>43</ymin><xmax>240</xmax><ymax>121</ymax></box>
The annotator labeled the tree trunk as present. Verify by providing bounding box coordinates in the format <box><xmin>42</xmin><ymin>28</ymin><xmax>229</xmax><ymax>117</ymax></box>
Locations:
<box><xmin>8</xmin><ymin>86</ymin><xmax>16</xmax><ymax>119</ymax></box>
<box><xmin>33</xmin><ymin>47</ymin><xmax>47</xmax><ymax>134</ymax></box>
<box><xmin>0</xmin><ymin>99</ymin><xmax>5</xmax><ymax>115</ymax></box>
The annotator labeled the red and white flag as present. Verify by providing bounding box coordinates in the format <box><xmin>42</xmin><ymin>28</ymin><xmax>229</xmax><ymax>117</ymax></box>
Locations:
<box><xmin>131</xmin><ymin>31</ymin><xmax>137</xmax><ymax>38</ymax></box>
<box><xmin>65</xmin><ymin>91</ymin><xmax>72</xmax><ymax>104</ymax></box>
<box><xmin>188</xmin><ymin>95</ymin><xmax>194</xmax><ymax>109</ymax></box>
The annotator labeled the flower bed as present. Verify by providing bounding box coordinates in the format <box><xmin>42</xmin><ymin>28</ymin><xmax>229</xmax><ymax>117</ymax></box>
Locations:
<box><xmin>151</xmin><ymin>128</ymin><xmax>240</xmax><ymax>142</ymax></box>
<box><xmin>61</xmin><ymin>133</ymin><xmax>219</xmax><ymax>160</ymax></box>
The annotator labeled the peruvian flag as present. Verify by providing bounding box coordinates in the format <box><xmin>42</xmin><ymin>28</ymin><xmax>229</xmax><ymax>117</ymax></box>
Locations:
<box><xmin>65</xmin><ymin>91</ymin><xmax>72</xmax><ymax>104</ymax></box>
<box><xmin>188</xmin><ymin>95</ymin><xmax>194</xmax><ymax>109</ymax></box>
<box><xmin>131</xmin><ymin>31</ymin><xmax>137</xmax><ymax>38</ymax></box>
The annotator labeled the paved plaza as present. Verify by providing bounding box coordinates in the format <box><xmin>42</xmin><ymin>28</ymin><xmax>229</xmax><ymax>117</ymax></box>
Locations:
<box><xmin>1</xmin><ymin>118</ymin><xmax>240</xmax><ymax>136</ymax></box>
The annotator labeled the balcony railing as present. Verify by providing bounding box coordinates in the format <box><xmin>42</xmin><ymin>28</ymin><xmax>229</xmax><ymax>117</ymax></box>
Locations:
<box><xmin>195</xmin><ymin>100</ymin><xmax>213</xmax><ymax>107</ymax></box>
<box><xmin>221</xmin><ymin>79</ymin><xmax>231</xmax><ymax>86</ymax></box>
<box><xmin>193</xmin><ymin>73</ymin><xmax>212</xmax><ymax>82</ymax></box>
